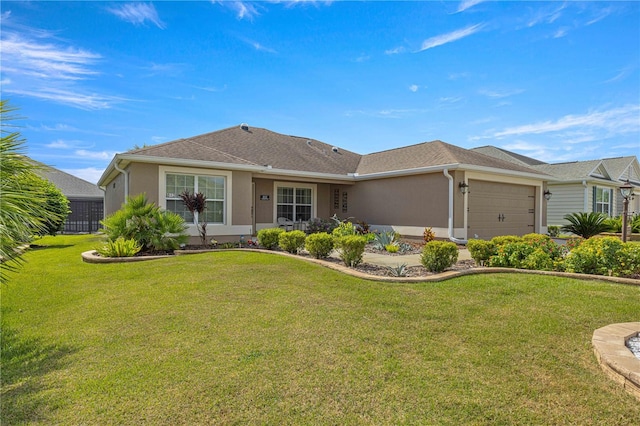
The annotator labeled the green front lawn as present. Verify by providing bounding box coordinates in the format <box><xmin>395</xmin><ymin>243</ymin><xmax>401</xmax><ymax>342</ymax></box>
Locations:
<box><xmin>2</xmin><ymin>235</ymin><xmax>639</xmax><ymax>424</ymax></box>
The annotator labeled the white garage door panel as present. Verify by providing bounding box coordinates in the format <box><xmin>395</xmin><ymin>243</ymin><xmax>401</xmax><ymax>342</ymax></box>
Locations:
<box><xmin>468</xmin><ymin>180</ymin><xmax>535</xmax><ymax>240</ymax></box>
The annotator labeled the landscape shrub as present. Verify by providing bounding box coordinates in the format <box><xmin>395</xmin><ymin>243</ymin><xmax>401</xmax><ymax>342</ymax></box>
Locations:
<box><xmin>385</xmin><ymin>244</ymin><xmax>399</xmax><ymax>253</ymax></box>
<box><xmin>96</xmin><ymin>237</ymin><xmax>141</xmax><ymax>257</ymax></box>
<box><xmin>488</xmin><ymin>235</ymin><xmax>562</xmax><ymax>270</ymax></box>
<box><xmin>489</xmin><ymin>242</ymin><xmax>535</xmax><ymax>269</ymax></box>
<box><xmin>521</xmin><ymin>247</ymin><xmax>555</xmax><ymax>271</ymax></box>
<box><xmin>100</xmin><ymin>193</ymin><xmax>188</xmax><ymax>252</ymax></box>
<box><xmin>257</xmin><ymin>227</ymin><xmax>285</xmax><ymax>250</ymax></box>
<box><xmin>564</xmin><ymin>236</ymin><xmax>623</xmax><ymax>276</ymax></box>
<box><xmin>334</xmin><ymin>235</ymin><xmax>366</xmax><ymax>267</ymax></box>
<box><xmin>423</xmin><ymin>227</ymin><xmax>435</xmax><ymax>243</ymax></box>
<box><xmin>421</xmin><ymin>241</ymin><xmax>458</xmax><ymax>273</ymax></box>
<box><xmin>466</xmin><ymin>239</ymin><xmax>495</xmax><ymax>265</ymax></box>
<box><xmin>278</xmin><ymin>230</ymin><xmax>307</xmax><ymax>254</ymax></box>
<box><xmin>561</xmin><ymin>212</ymin><xmax>610</xmax><ymax>239</ymax></box>
<box><xmin>332</xmin><ymin>221</ymin><xmax>357</xmax><ymax>238</ymax></box>
<box><xmin>547</xmin><ymin>225</ymin><xmax>561</xmax><ymax>238</ymax></box>
<box><xmin>604</xmin><ymin>216</ymin><xmax>622</xmax><ymax>233</ymax></box>
<box><xmin>372</xmin><ymin>231</ymin><xmax>397</xmax><ymax>250</ymax></box>
<box><xmin>615</xmin><ymin>243</ymin><xmax>640</xmax><ymax>277</ymax></box>
<box><xmin>304</xmin><ymin>232</ymin><xmax>334</xmax><ymax>259</ymax></box>
<box><xmin>306</xmin><ymin>218</ymin><xmax>336</xmax><ymax>234</ymax></box>
<box><xmin>490</xmin><ymin>235</ymin><xmax>522</xmax><ymax>246</ymax></box>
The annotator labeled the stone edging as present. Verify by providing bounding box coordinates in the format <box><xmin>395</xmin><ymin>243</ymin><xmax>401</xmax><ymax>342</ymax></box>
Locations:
<box><xmin>592</xmin><ymin>322</ymin><xmax>640</xmax><ymax>401</ymax></box>
<box><xmin>81</xmin><ymin>249</ymin><xmax>640</xmax><ymax>285</ymax></box>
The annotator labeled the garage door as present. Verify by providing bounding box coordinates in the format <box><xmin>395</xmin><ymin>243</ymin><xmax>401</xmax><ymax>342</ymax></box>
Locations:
<box><xmin>468</xmin><ymin>180</ymin><xmax>535</xmax><ymax>240</ymax></box>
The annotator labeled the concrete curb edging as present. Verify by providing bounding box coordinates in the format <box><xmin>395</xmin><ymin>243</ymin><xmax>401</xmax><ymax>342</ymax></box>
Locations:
<box><xmin>592</xmin><ymin>322</ymin><xmax>640</xmax><ymax>401</ymax></box>
<box><xmin>82</xmin><ymin>249</ymin><xmax>640</xmax><ymax>285</ymax></box>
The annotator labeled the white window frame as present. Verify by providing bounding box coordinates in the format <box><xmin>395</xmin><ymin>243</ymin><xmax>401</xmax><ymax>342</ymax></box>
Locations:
<box><xmin>159</xmin><ymin>166</ymin><xmax>232</xmax><ymax>226</ymax></box>
<box><xmin>273</xmin><ymin>181</ymin><xmax>317</xmax><ymax>223</ymax></box>
<box><xmin>594</xmin><ymin>186</ymin><xmax>613</xmax><ymax>216</ymax></box>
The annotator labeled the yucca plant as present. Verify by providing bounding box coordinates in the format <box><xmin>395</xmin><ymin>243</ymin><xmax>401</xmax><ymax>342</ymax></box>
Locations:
<box><xmin>561</xmin><ymin>212</ymin><xmax>611</xmax><ymax>239</ymax></box>
<box><xmin>387</xmin><ymin>263</ymin><xmax>408</xmax><ymax>277</ymax></box>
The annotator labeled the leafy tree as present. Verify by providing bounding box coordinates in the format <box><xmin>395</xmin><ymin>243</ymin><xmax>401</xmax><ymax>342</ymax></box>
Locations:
<box><xmin>23</xmin><ymin>173</ymin><xmax>70</xmax><ymax>236</ymax></box>
<box><xmin>100</xmin><ymin>193</ymin><xmax>188</xmax><ymax>252</ymax></box>
<box><xmin>0</xmin><ymin>100</ymin><xmax>69</xmax><ymax>282</ymax></box>
<box><xmin>561</xmin><ymin>212</ymin><xmax>611</xmax><ymax>239</ymax></box>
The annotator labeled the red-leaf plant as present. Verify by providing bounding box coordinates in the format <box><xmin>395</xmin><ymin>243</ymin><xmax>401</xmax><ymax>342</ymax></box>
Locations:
<box><xmin>180</xmin><ymin>190</ymin><xmax>208</xmax><ymax>247</ymax></box>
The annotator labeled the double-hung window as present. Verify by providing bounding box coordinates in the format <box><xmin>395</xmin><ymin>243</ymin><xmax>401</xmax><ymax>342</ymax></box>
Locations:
<box><xmin>277</xmin><ymin>186</ymin><xmax>312</xmax><ymax>222</ymax></box>
<box><xmin>593</xmin><ymin>186</ymin><xmax>612</xmax><ymax>216</ymax></box>
<box><xmin>166</xmin><ymin>173</ymin><xmax>225</xmax><ymax>224</ymax></box>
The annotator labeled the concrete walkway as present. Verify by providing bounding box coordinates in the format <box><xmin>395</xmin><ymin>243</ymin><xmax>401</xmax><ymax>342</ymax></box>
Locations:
<box><xmin>360</xmin><ymin>248</ymin><xmax>472</xmax><ymax>267</ymax></box>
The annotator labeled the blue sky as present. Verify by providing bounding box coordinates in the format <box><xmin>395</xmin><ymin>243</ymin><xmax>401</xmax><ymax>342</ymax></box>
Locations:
<box><xmin>1</xmin><ymin>1</ymin><xmax>639</xmax><ymax>184</ymax></box>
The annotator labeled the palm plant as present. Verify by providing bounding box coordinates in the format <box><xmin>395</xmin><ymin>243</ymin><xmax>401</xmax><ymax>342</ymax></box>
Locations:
<box><xmin>561</xmin><ymin>212</ymin><xmax>611</xmax><ymax>239</ymax></box>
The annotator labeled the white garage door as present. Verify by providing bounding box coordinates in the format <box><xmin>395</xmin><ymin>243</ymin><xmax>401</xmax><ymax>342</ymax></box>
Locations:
<box><xmin>468</xmin><ymin>180</ymin><xmax>536</xmax><ymax>240</ymax></box>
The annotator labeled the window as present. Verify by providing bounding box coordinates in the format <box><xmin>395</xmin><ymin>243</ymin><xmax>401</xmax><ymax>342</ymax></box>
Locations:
<box><xmin>166</xmin><ymin>173</ymin><xmax>225</xmax><ymax>224</ymax></box>
<box><xmin>277</xmin><ymin>186</ymin><xmax>312</xmax><ymax>222</ymax></box>
<box><xmin>594</xmin><ymin>186</ymin><xmax>613</xmax><ymax>216</ymax></box>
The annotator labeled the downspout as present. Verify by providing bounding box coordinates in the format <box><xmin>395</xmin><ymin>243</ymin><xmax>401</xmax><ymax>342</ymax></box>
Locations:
<box><xmin>114</xmin><ymin>161</ymin><xmax>129</xmax><ymax>202</ymax></box>
<box><xmin>443</xmin><ymin>168</ymin><xmax>467</xmax><ymax>244</ymax></box>
<box><xmin>582</xmin><ymin>180</ymin><xmax>588</xmax><ymax>212</ymax></box>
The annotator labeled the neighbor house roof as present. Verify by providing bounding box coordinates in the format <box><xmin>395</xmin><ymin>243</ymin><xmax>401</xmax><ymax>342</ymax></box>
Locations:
<box><xmin>470</xmin><ymin>146</ymin><xmax>546</xmax><ymax>167</ymax></box>
<box><xmin>35</xmin><ymin>163</ymin><xmax>103</xmax><ymax>198</ymax></box>
<box><xmin>532</xmin><ymin>160</ymin><xmax>613</xmax><ymax>183</ymax></box>
<box><xmin>600</xmin><ymin>156</ymin><xmax>640</xmax><ymax>184</ymax></box>
<box><xmin>355</xmin><ymin>140</ymin><xmax>547</xmax><ymax>176</ymax></box>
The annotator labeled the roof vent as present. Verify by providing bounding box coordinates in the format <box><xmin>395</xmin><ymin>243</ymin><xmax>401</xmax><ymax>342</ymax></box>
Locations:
<box><xmin>306</xmin><ymin>140</ymin><xmax>312</xmax><ymax>146</ymax></box>
<box><xmin>240</xmin><ymin>123</ymin><xmax>249</xmax><ymax>131</ymax></box>
<box><xmin>332</xmin><ymin>147</ymin><xmax>339</xmax><ymax>153</ymax></box>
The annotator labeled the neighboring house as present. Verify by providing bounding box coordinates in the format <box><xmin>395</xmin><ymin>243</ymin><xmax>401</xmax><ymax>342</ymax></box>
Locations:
<box><xmin>472</xmin><ymin>146</ymin><xmax>640</xmax><ymax>226</ymax></box>
<box><xmin>98</xmin><ymin>125</ymin><xmax>551</xmax><ymax>243</ymax></box>
<box><xmin>37</xmin><ymin>165</ymin><xmax>104</xmax><ymax>233</ymax></box>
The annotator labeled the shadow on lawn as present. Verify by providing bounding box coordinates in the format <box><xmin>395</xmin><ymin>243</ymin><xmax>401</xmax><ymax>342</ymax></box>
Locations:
<box><xmin>1</xmin><ymin>317</ymin><xmax>77</xmax><ymax>424</ymax></box>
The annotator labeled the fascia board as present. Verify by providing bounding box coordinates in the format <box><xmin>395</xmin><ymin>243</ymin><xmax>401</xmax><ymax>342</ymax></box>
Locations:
<box><xmin>352</xmin><ymin>164</ymin><xmax>460</xmax><ymax>181</ymax></box>
<box><xmin>458</xmin><ymin>164</ymin><xmax>551</xmax><ymax>181</ymax></box>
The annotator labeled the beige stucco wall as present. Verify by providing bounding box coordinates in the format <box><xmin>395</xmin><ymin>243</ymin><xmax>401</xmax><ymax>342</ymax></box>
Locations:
<box><xmin>104</xmin><ymin>172</ymin><xmax>126</xmax><ymax>215</ymax></box>
<box><xmin>341</xmin><ymin>173</ymin><xmax>449</xmax><ymax>228</ymax></box>
<box><xmin>129</xmin><ymin>163</ymin><xmax>160</xmax><ymax>204</ymax></box>
<box><xmin>254</xmin><ymin>178</ymin><xmax>275</xmax><ymax>224</ymax></box>
<box><xmin>231</xmin><ymin>171</ymin><xmax>252</xmax><ymax>226</ymax></box>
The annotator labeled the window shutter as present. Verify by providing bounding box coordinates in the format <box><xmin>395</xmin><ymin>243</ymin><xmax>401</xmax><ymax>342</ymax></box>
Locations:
<box><xmin>592</xmin><ymin>186</ymin><xmax>597</xmax><ymax>212</ymax></box>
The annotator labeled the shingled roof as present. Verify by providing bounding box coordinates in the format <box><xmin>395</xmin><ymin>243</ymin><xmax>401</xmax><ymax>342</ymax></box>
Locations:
<box><xmin>355</xmin><ymin>140</ymin><xmax>547</xmax><ymax>176</ymax></box>
<box><xmin>470</xmin><ymin>145</ymin><xmax>547</xmax><ymax>167</ymax></box>
<box><xmin>37</xmin><ymin>164</ymin><xmax>103</xmax><ymax>198</ymax></box>
<box><xmin>103</xmin><ymin>125</ymin><xmax>548</xmax><ymax>183</ymax></box>
<box><xmin>128</xmin><ymin>125</ymin><xmax>362</xmax><ymax>176</ymax></box>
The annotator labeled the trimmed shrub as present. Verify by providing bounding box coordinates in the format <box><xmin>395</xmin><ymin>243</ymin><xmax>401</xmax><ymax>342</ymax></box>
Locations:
<box><xmin>278</xmin><ymin>230</ymin><xmax>307</xmax><ymax>254</ymax></box>
<box><xmin>257</xmin><ymin>227</ymin><xmax>285</xmax><ymax>250</ymax></box>
<box><xmin>466</xmin><ymin>239</ymin><xmax>495</xmax><ymax>265</ymax></box>
<box><xmin>421</xmin><ymin>241</ymin><xmax>458</xmax><ymax>273</ymax></box>
<box><xmin>332</xmin><ymin>221</ymin><xmax>357</xmax><ymax>238</ymax></box>
<box><xmin>305</xmin><ymin>232</ymin><xmax>334</xmax><ymax>259</ymax></box>
<box><xmin>100</xmin><ymin>193</ymin><xmax>188</xmax><ymax>252</ymax></box>
<box><xmin>96</xmin><ymin>237</ymin><xmax>141</xmax><ymax>257</ymax></box>
<box><xmin>616</xmin><ymin>243</ymin><xmax>640</xmax><ymax>277</ymax></box>
<box><xmin>521</xmin><ymin>247</ymin><xmax>555</xmax><ymax>271</ymax></box>
<box><xmin>334</xmin><ymin>235</ymin><xmax>366</xmax><ymax>267</ymax></box>
<box><xmin>385</xmin><ymin>244</ymin><xmax>399</xmax><ymax>253</ymax></box>
<box><xmin>306</xmin><ymin>218</ymin><xmax>336</xmax><ymax>234</ymax></box>
<box><xmin>490</xmin><ymin>235</ymin><xmax>523</xmax><ymax>246</ymax></box>
<box><xmin>564</xmin><ymin>236</ymin><xmax>624</xmax><ymax>276</ymax></box>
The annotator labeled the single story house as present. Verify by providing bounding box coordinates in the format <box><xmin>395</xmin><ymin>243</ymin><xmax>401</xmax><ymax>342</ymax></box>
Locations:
<box><xmin>98</xmin><ymin>125</ymin><xmax>551</xmax><ymax>243</ymax></box>
<box><xmin>472</xmin><ymin>146</ymin><xmax>640</xmax><ymax>226</ymax></box>
<box><xmin>36</xmin><ymin>164</ymin><xmax>105</xmax><ymax>233</ymax></box>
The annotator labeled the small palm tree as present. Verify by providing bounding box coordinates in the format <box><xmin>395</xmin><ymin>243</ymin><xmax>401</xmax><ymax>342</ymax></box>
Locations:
<box><xmin>561</xmin><ymin>212</ymin><xmax>611</xmax><ymax>239</ymax></box>
<box><xmin>180</xmin><ymin>190</ymin><xmax>208</xmax><ymax>246</ymax></box>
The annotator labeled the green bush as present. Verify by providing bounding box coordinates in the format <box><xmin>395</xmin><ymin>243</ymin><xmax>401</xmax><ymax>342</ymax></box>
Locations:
<box><xmin>616</xmin><ymin>243</ymin><xmax>640</xmax><ymax>277</ymax></box>
<box><xmin>96</xmin><ymin>237</ymin><xmax>141</xmax><ymax>257</ymax></box>
<box><xmin>334</xmin><ymin>235</ymin><xmax>366</xmax><ymax>267</ymax></box>
<box><xmin>304</xmin><ymin>232</ymin><xmax>334</xmax><ymax>259</ymax></box>
<box><xmin>332</xmin><ymin>221</ymin><xmax>357</xmax><ymax>238</ymax></box>
<box><xmin>385</xmin><ymin>244</ymin><xmax>399</xmax><ymax>253</ymax></box>
<box><xmin>489</xmin><ymin>236</ymin><xmax>561</xmax><ymax>270</ymax></box>
<box><xmin>633</xmin><ymin>215</ymin><xmax>640</xmax><ymax>233</ymax></box>
<box><xmin>489</xmin><ymin>242</ymin><xmax>534</xmax><ymax>269</ymax></box>
<box><xmin>100</xmin><ymin>193</ymin><xmax>188</xmax><ymax>252</ymax></box>
<box><xmin>547</xmin><ymin>225</ymin><xmax>561</xmax><ymax>238</ymax></box>
<box><xmin>466</xmin><ymin>239</ymin><xmax>495</xmax><ymax>265</ymax></box>
<box><xmin>278</xmin><ymin>230</ymin><xmax>307</xmax><ymax>254</ymax></box>
<box><xmin>521</xmin><ymin>248</ymin><xmax>555</xmax><ymax>271</ymax></box>
<box><xmin>604</xmin><ymin>216</ymin><xmax>622</xmax><ymax>233</ymax></box>
<box><xmin>257</xmin><ymin>227</ymin><xmax>285</xmax><ymax>250</ymax></box>
<box><xmin>421</xmin><ymin>241</ymin><xmax>458</xmax><ymax>273</ymax></box>
<box><xmin>561</xmin><ymin>212</ymin><xmax>610</xmax><ymax>239</ymax></box>
<box><xmin>564</xmin><ymin>236</ymin><xmax>624</xmax><ymax>276</ymax></box>
<box><xmin>490</xmin><ymin>235</ymin><xmax>523</xmax><ymax>246</ymax></box>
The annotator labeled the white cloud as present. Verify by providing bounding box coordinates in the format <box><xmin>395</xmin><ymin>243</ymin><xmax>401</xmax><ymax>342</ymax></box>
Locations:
<box><xmin>62</xmin><ymin>167</ymin><xmax>105</xmax><ymax>185</ymax></box>
<box><xmin>418</xmin><ymin>24</ymin><xmax>483</xmax><ymax>52</ymax></box>
<box><xmin>409</xmin><ymin>85</ymin><xmax>419</xmax><ymax>93</ymax></box>
<box><xmin>492</xmin><ymin>105</ymin><xmax>640</xmax><ymax>139</ymax></box>
<box><xmin>107</xmin><ymin>3</ymin><xmax>165</xmax><ymax>29</ymax></box>
<box><xmin>46</xmin><ymin>140</ymin><xmax>72</xmax><ymax>149</ymax></box>
<box><xmin>478</xmin><ymin>88</ymin><xmax>525</xmax><ymax>99</ymax></box>
<box><xmin>385</xmin><ymin>46</ymin><xmax>405</xmax><ymax>55</ymax></box>
<box><xmin>214</xmin><ymin>1</ymin><xmax>261</xmax><ymax>21</ymax></box>
<box><xmin>354</xmin><ymin>53</ymin><xmax>370</xmax><ymax>63</ymax></box>
<box><xmin>553</xmin><ymin>28</ymin><xmax>568</xmax><ymax>38</ymax></box>
<box><xmin>75</xmin><ymin>149</ymin><xmax>116</xmax><ymax>160</ymax></box>
<box><xmin>457</xmin><ymin>0</ymin><xmax>486</xmax><ymax>13</ymax></box>
<box><xmin>4</xmin><ymin>87</ymin><xmax>124</xmax><ymax>110</ymax></box>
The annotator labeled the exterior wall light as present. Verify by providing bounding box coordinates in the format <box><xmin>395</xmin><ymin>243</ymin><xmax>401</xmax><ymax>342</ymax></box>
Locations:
<box><xmin>459</xmin><ymin>182</ymin><xmax>469</xmax><ymax>194</ymax></box>
<box><xmin>620</xmin><ymin>180</ymin><xmax>634</xmax><ymax>243</ymax></box>
<box><xmin>543</xmin><ymin>189</ymin><xmax>552</xmax><ymax>201</ymax></box>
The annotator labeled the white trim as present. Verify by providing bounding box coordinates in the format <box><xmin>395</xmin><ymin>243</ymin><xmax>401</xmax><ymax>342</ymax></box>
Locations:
<box><xmin>159</xmin><ymin>165</ymin><xmax>234</xmax><ymax>235</ymax></box>
<box><xmin>272</xmin><ymin>181</ymin><xmax>318</xmax><ymax>224</ymax></box>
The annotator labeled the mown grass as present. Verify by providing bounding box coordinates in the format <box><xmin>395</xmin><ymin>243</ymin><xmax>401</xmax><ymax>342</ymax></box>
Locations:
<box><xmin>1</xmin><ymin>234</ymin><xmax>639</xmax><ymax>425</ymax></box>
